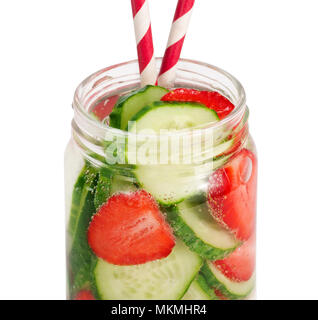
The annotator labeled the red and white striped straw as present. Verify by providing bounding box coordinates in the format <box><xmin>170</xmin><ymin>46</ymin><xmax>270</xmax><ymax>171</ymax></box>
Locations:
<box><xmin>157</xmin><ymin>0</ymin><xmax>195</xmax><ymax>87</ymax></box>
<box><xmin>131</xmin><ymin>0</ymin><xmax>157</xmax><ymax>86</ymax></box>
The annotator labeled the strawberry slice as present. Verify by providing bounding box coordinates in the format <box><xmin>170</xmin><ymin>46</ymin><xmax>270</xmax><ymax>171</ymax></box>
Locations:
<box><xmin>92</xmin><ymin>95</ymin><xmax>119</xmax><ymax>120</ymax></box>
<box><xmin>161</xmin><ymin>88</ymin><xmax>235</xmax><ymax>119</ymax></box>
<box><xmin>87</xmin><ymin>190</ymin><xmax>175</xmax><ymax>265</ymax></box>
<box><xmin>214</xmin><ymin>288</ymin><xmax>228</xmax><ymax>300</ymax></box>
<box><xmin>74</xmin><ymin>290</ymin><xmax>95</xmax><ymax>300</ymax></box>
<box><xmin>213</xmin><ymin>233</ymin><xmax>255</xmax><ymax>282</ymax></box>
<box><xmin>208</xmin><ymin>149</ymin><xmax>257</xmax><ymax>241</ymax></box>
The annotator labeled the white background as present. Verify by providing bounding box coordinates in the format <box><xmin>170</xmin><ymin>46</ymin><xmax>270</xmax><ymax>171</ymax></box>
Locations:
<box><xmin>0</xmin><ymin>0</ymin><xmax>317</xmax><ymax>300</ymax></box>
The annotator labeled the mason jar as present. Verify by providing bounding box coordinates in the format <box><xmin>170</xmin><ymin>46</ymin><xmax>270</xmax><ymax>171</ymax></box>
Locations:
<box><xmin>65</xmin><ymin>59</ymin><xmax>257</xmax><ymax>300</ymax></box>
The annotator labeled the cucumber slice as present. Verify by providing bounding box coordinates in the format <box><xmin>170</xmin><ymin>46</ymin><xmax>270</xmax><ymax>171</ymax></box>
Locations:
<box><xmin>212</xmin><ymin>155</ymin><xmax>231</xmax><ymax>170</ymax></box>
<box><xmin>201</xmin><ymin>261</ymin><xmax>255</xmax><ymax>299</ymax></box>
<box><xmin>68</xmin><ymin>164</ymin><xmax>98</xmax><ymax>239</ymax></box>
<box><xmin>94</xmin><ymin>167</ymin><xmax>138</xmax><ymax>209</ymax></box>
<box><xmin>166</xmin><ymin>201</ymin><xmax>240</xmax><ymax>260</ymax></box>
<box><xmin>110</xmin><ymin>174</ymin><xmax>137</xmax><ymax>195</ymax></box>
<box><xmin>128</xmin><ymin>101</ymin><xmax>219</xmax><ymax>204</ymax></box>
<box><xmin>94</xmin><ymin>168</ymin><xmax>112</xmax><ymax>210</ymax></box>
<box><xmin>68</xmin><ymin>163</ymin><xmax>99</xmax><ymax>297</ymax></box>
<box><xmin>94</xmin><ymin>240</ymin><xmax>202</xmax><ymax>300</ymax></box>
<box><xmin>182</xmin><ymin>274</ymin><xmax>217</xmax><ymax>300</ymax></box>
<box><xmin>134</xmin><ymin>164</ymin><xmax>204</xmax><ymax>205</ymax></box>
<box><xmin>213</xmin><ymin>139</ymin><xmax>234</xmax><ymax>157</ymax></box>
<box><xmin>65</xmin><ymin>140</ymin><xmax>85</xmax><ymax>224</ymax></box>
<box><xmin>109</xmin><ymin>85</ymin><xmax>168</xmax><ymax>130</ymax></box>
<box><xmin>128</xmin><ymin>101</ymin><xmax>219</xmax><ymax>132</ymax></box>
<box><xmin>200</xmin><ymin>139</ymin><xmax>234</xmax><ymax>161</ymax></box>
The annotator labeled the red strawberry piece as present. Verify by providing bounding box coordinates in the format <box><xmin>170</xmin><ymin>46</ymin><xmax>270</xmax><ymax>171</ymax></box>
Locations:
<box><xmin>87</xmin><ymin>190</ymin><xmax>175</xmax><ymax>265</ymax></box>
<box><xmin>213</xmin><ymin>233</ymin><xmax>256</xmax><ymax>282</ymax></box>
<box><xmin>92</xmin><ymin>95</ymin><xmax>119</xmax><ymax>120</ymax></box>
<box><xmin>208</xmin><ymin>149</ymin><xmax>257</xmax><ymax>241</ymax></box>
<box><xmin>214</xmin><ymin>288</ymin><xmax>228</xmax><ymax>300</ymax></box>
<box><xmin>74</xmin><ymin>290</ymin><xmax>95</xmax><ymax>300</ymax></box>
<box><xmin>161</xmin><ymin>88</ymin><xmax>235</xmax><ymax>120</ymax></box>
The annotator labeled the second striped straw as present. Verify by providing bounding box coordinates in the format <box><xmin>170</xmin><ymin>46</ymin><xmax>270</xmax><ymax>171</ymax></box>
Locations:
<box><xmin>157</xmin><ymin>0</ymin><xmax>195</xmax><ymax>87</ymax></box>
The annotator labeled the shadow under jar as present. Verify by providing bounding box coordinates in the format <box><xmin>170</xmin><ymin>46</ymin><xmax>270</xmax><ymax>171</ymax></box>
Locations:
<box><xmin>65</xmin><ymin>59</ymin><xmax>257</xmax><ymax>300</ymax></box>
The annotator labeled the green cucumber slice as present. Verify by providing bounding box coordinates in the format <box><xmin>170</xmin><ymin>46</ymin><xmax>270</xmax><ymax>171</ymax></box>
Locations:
<box><xmin>110</xmin><ymin>174</ymin><xmax>137</xmax><ymax>195</ymax></box>
<box><xmin>191</xmin><ymin>138</ymin><xmax>234</xmax><ymax>164</ymax></box>
<box><xmin>212</xmin><ymin>155</ymin><xmax>231</xmax><ymax>170</ymax></box>
<box><xmin>68</xmin><ymin>164</ymin><xmax>98</xmax><ymax>239</ymax></box>
<box><xmin>67</xmin><ymin>163</ymin><xmax>99</xmax><ymax>297</ymax></box>
<box><xmin>94</xmin><ymin>240</ymin><xmax>202</xmax><ymax>300</ymax></box>
<box><xmin>94</xmin><ymin>168</ymin><xmax>112</xmax><ymax>210</ymax></box>
<box><xmin>201</xmin><ymin>261</ymin><xmax>255</xmax><ymax>299</ymax></box>
<box><xmin>65</xmin><ymin>141</ymin><xmax>85</xmax><ymax>224</ymax></box>
<box><xmin>213</xmin><ymin>139</ymin><xmax>234</xmax><ymax>157</ymax></box>
<box><xmin>166</xmin><ymin>202</ymin><xmax>240</xmax><ymax>260</ymax></box>
<box><xmin>133</xmin><ymin>164</ymin><xmax>203</xmax><ymax>205</ymax></box>
<box><xmin>128</xmin><ymin>101</ymin><xmax>219</xmax><ymax>132</ymax></box>
<box><xmin>94</xmin><ymin>167</ymin><xmax>138</xmax><ymax>209</ymax></box>
<box><xmin>128</xmin><ymin>101</ymin><xmax>219</xmax><ymax>204</ymax></box>
<box><xmin>182</xmin><ymin>274</ymin><xmax>217</xmax><ymax>300</ymax></box>
<box><xmin>109</xmin><ymin>85</ymin><xmax>168</xmax><ymax>130</ymax></box>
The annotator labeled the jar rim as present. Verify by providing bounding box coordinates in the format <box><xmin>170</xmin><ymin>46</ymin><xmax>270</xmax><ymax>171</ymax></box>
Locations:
<box><xmin>73</xmin><ymin>58</ymin><xmax>246</xmax><ymax>139</ymax></box>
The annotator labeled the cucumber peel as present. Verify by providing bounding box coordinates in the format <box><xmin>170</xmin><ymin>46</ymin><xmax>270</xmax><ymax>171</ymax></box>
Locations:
<box><xmin>68</xmin><ymin>163</ymin><xmax>98</xmax><ymax>240</ymax></box>
<box><xmin>201</xmin><ymin>261</ymin><xmax>255</xmax><ymax>299</ymax></box>
<box><xmin>94</xmin><ymin>167</ymin><xmax>112</xmax><ymax>210</ymax></box>
<box><xmin>165</xmin><ymin>201</ymin><xmax>240</xmax><ymax>260</ymax></box>
<box><xmin>128</xmin><ymin>101</ymin><xmax>219</xmax><ymax>132</ymax></box>
<box><xmin>68</xmin><ymin>163</ymin><xmax>99</xmax><ymax>297</ymax></box>
<box><xmin>182</xmin><ymin>274</ymin><xmax>218</xmax><ymax>300</ymax></box>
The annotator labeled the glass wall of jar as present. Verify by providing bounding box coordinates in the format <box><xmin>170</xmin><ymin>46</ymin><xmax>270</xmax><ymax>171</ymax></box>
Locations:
<box><xmin>65</xmin><ymin>59</ymin><xmax>257</xmax><ymax>300</ymax></box>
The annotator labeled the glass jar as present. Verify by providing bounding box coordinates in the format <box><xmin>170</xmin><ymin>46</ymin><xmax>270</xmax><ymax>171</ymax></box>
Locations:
<box><xmin>65</xmin><ymin>59</ymin><xmax>257</xmax><ymax>300</ymax></box>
